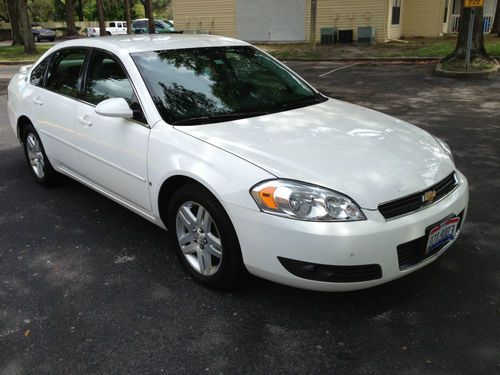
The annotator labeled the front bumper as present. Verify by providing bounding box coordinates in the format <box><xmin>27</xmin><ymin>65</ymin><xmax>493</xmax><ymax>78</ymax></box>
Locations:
<box><xmin>226</xmin><ymin>171</ymin><xmax>469</xmax><ymax>291</ymax></box>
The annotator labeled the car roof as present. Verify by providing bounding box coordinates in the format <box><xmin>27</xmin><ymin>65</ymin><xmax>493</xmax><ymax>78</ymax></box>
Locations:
<box><xmin>48</xmin><ymin>34</ymin><xmax>249</xmax><ymax>55</ymax></box>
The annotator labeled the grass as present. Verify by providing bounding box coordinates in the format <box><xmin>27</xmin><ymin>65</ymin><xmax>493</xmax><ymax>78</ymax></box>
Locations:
<box><xmin>257</xmin><ymin>35</ymin><xmax>500</xmax><ymax>60</ymax></box>
<box><xmin>0</xmin><ymin>44</ymin><xmax>53</xmax><ymax>62</ymax></box>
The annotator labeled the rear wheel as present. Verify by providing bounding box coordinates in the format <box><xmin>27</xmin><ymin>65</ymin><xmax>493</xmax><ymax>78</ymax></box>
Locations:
<box><xmin>167</xmin><ymin>183</ymin><xmax>247</xmax><ymax>289</ymax></box>
<box><xmin>35</xmin><ymin>35</ymin><xmax>40</xmax><ymax>42</ymax></box>
<box><xmin>106</xmin><ymin>31</ymin><xmax>111</xmax><ymax>36</ymax></box>
<box><xmin>22</xmin><ymin>124</ymin><xmax>59</xmax><ymax>186</ymax></box>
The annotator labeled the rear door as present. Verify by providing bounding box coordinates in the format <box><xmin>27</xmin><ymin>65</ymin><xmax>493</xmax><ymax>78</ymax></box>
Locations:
<box><xmin>32</xmin><ymin>47</ymin><xmax>88</xmax><ymax>173</ymax></box>
<box><xmin>75</xmin><ymin>49</ymin><xmax>151</xmax><ymax>211</ymax></box>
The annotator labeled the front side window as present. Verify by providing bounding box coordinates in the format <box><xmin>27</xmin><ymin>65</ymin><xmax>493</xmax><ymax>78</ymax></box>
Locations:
<box><xmin>110</xmin><ymin>22</ymin><xmax>116</xmax><ymax>27</ymax></box>
<box><xmin>392</xmin><ymin>0</ymin><xmax>401</xmax><ymax>25</ymax></box>
<box><xmin>45</xmin><ymin>48</ymin><xmax>88</xmax><ymax>97</ymax></box>
<box><xmin>30</xmin><ymin>56</ymin><xmax>50</xmax><ymax>86</ymax></box>
<box><xmin>132</xmin><ymin>46</ymin><xmax>325</xmax><ymax>125</ymax></box>
<box><xmin>84</xmin><ymin>50</ymin><xmax>134</xmax><ymax>106</ymax></box>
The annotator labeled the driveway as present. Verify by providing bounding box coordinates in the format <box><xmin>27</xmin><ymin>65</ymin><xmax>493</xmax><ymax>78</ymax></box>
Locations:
<box><xmin>1</xmin><ymin>62</ymin><xmax>499</xmax><ymax>374</ymax></box>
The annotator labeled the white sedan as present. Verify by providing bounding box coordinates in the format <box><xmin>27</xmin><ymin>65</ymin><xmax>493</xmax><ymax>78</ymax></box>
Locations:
<box><xmin>7</xmin><ymin>35</ymin><xmax>468</xmax><ymax>291</ymax></box>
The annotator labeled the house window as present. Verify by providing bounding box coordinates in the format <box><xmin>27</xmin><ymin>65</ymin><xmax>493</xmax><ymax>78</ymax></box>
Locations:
<box><xmin>392</xmin><ymin>0</ymin><xmax>401</xmax><ymax>25</ymax></box>
<box><xmin>443</xmin><ymin>1</ymin><xmax>448</xmax><ymax>23</ymax></box>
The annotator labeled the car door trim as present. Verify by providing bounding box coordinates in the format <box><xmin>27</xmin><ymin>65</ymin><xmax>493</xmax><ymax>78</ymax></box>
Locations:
<box><xmin>58</xmin><ymin>165</ymin><xmax>156</xmax><ymax>220</ymax></box>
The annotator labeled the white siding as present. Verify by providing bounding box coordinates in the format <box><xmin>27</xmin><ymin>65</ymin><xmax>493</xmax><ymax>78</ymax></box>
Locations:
<box><xmin>237</xmin><ymin>0</ymin><xmax>306</xmax><ymax>42</ymax></box>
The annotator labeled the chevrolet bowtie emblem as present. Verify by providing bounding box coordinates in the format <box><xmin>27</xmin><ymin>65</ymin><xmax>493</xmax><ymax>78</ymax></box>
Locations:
<box><xmin>422</xmin><ymin>190</ymin><xmax>437</xmax><ymax>204</ymax></box>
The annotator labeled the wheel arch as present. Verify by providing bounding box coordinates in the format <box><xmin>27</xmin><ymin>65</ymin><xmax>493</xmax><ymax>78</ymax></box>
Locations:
<box><xmin>157</xmin><ymin>174</ymin><xmax>218</xmax><ymax>230</ymax></box>
<box><xmin>17</xmin><ymin>115</ymin><xmax>33</xmax><ymax>142</ymax></box>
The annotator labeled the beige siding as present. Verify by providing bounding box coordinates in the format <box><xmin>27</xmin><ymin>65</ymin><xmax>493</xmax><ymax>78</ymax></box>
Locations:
<box><xmin>402</xmin><ymin>0</ymin><xmax>447</xmax><ymax>37</ymax></box>
<box><xmin>305</xmin><ymin>0</ymin><xmax>387</xmax><ymax>42</ymax></box>
<box><xmin>387</xmin><ymin>0</ymin><xmax>402</xmax><ymax>40</ymax></box>
<box><xmin>173</xmin><ymin>0</ymin><xmax>236</xmax><ymax>37</ymax></box>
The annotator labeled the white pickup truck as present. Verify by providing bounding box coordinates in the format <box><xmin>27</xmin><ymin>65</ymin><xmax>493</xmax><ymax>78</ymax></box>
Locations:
<box><xmin>87</xmin><ymin>21</ymin><xmax>127</xmax><ymax>37</ymax></box>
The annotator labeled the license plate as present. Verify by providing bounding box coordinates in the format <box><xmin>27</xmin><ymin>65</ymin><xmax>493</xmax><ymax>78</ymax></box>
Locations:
<box><xmin>426</xmin><ymin>217</ymin><xmax>460</xmax><ymax>254</ymax></box>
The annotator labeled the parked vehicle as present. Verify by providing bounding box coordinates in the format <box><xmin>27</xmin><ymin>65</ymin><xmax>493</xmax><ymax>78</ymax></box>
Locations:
<box><xmin>31</xmin><ymin>23</ymin><xmax>55</xmax><ymax>42</ymax></box>
<box><xmin>7</xmin><ymin>35</ymin><xmax>468</xmax><ymax>291</ymax></box>
<box><xmin>87</xmin><ymin>21</ymin><xmax>127</xmax><ymax>37</ymax></box>
<box><xmin>132</xmin><ymin>19</ymin><xmax>174</xmax><ymax>34</ymax></box>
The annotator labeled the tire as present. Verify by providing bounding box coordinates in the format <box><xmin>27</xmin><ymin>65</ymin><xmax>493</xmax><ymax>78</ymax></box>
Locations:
<box><xmin>167</xmin><ymin>183</ymin><xmax>247</xmax><ymax>289</ymax></box>
<box><xmin>22</xmin><ymin>124</ymin><xmax>59</xmax><ymax>187</ymax></box>
<box><xmin>49</xmin><ymin>38</ymin><xmax>55</xmax><ymax>42</ymax></box>
<box><xmin>106</xmin><ymin>31</ymin><xmax>111</xmax><ymax>36</ymax></box>
<box><xmin>35</xmin><ymin>35</ymin><xmax>40</xmax><ymax>42</ymax></box>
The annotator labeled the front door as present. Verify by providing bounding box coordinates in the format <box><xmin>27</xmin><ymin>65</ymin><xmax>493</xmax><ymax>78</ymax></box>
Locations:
<box><xmin>76</xmin><ymin>49</ymin><xmax>151</xmax><ymax>211</ymax></box>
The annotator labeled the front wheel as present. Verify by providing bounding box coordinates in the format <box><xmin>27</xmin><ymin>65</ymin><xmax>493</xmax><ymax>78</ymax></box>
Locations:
<box><xmin>35</xmin><ymin>35</ymin><xmax>40</xmax><ymax>42</ymax></box>
<box><xmin>167</xmin><ymin>184</ymin><xmax>247</xmax><ymax>289</ymax></box>
<box><xmin>22</xmin><ymin>124</ymin><xmax>59</xmax><ymax>186</ymax></box>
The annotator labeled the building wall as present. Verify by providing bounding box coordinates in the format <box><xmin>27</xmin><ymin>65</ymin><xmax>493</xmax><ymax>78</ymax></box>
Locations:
<box><xmin>172</xmin><ymin>0</ymin><xmax>236</xmax><ymax>37</ymax></box>
<box><xmin>236</xmin><ymin>0</ymin><xmax>306</xmax><ymax>42</ymax></box>
<box><xmin>402</xmin><ymin>0</ymin><xmax>447</xmax><ymax>37</ymax></box>
<box><xmin>305</xmin><ymin>0</ymin><xmax>387</xmax><ymax>42</ymax></box>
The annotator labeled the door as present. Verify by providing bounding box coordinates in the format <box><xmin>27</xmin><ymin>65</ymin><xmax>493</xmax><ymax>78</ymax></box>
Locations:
<box><xmin>31</xmin><ymin>48</ymin><xmax>88</xmax><ymax>173</ymax></box>
<box><xmin>76</xmin><ymin>49</ymin><xmax>151</xmax><ymax>211</ymax></box>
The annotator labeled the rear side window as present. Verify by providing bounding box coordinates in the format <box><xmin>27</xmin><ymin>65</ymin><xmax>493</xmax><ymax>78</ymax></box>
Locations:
<box><xmin>45</xmin><ymin>48</ymin><xmax>88</xmax><ymax>98</ymax></box>
<box><xmin>84</xmin><ymin>50</ymin><xmax>134</xmax><ymax>105</ymax></box>
<box><xmin>30</xmin><ymin>57</ymin><xmax>50</xmax><ymax>86</ymax></box>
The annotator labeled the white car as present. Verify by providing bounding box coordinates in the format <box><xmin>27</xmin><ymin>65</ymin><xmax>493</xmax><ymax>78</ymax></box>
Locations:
<box><xmin>7</xmin><ymin>35</ymin><xmax>468</xmax><ymax>291</ymax></box>
<box><xmin>87</xmin><ymin>21</ymin><xmax>127</xmax><ymax>37</ymax></box>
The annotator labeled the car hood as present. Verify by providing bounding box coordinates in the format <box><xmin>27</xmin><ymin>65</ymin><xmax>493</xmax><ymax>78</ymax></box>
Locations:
<box><xmin>176</xmin><ymin>99</ymin><xmax>455</xmax><ymax>209</ymax></box>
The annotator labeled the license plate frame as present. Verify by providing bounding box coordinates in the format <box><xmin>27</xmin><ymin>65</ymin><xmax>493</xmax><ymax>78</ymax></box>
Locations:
<box><xmin>425</xmin><ymin>216</ymin><xmax>461</xmax><ymax>255</ymax></box>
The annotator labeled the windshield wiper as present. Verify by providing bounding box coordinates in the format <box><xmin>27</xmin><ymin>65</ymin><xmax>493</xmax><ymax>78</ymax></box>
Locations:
<box><xmin>280</xmin><ymin>95</ymin><xmax>327</xmax><ymax>111</ymax></box>
<box><xmin>171</xmin><ymin>110</ymin><xmax>272</xmax><ymax>125</ymax></box>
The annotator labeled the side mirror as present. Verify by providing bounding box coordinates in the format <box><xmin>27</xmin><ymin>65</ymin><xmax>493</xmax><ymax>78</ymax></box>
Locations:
<box><xmin>95</xmin><ymin>98</ymin><xmax>133</xmax><ymax>119</ymax></box>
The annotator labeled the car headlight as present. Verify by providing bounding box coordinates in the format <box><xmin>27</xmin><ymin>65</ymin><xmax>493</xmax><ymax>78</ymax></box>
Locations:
<box><xmin>434</xmin><ymin>136</ymin><xmax>454</xmax><ymax>163</ymax></box>
<box><xmin>250</xmin><ymin>180</ymin><xmax>366</xmax><ymax>222</ymax></box>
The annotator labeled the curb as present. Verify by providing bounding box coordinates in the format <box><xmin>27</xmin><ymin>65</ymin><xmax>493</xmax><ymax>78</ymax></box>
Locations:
<box><xmin>0</xmin><ymin>60</ymin><xmax>37</xmax><ymax>65</ymax></box>
<box><xmin>434</xmin><ymin>61</ymin><xmax>499</xmax><ymax>79</ymax></box>
<box><xmin>281</xmin><ymin>57</ymin><xmax>442</xmax><ymax>62</ymax></box>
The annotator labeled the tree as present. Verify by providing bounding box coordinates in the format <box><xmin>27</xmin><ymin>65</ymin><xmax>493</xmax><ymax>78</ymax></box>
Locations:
<box><xmin>96</xmin><ymin>0</ymin><xmax>106</xmax><ymax>36</ymax></box>
<box><xmin>125</xmin><ymin>0</ymin><xmax>132</xmax><ymax>34</ymax></box>
<box><xmin>19</xmin><ymin>0</ymin><xmax>36</xmax><ymax>54</ymax></box>
<box><xmin>442</xmin><ymin>4</ymin><xmax>488</xmax><ymax>63</ymax></box>
<box><xmin>144</xmin><ymin>0</ymin><xmax>154</xmax><ymax>34</ymax></box>
<box><xmin>65</xmin><ymin>0</ymin><xmax>77</xmax><ymax>35</ymax></box>
<box><xmin>6</xmin><ymin>0</ymin><xmax>24</xmax><ymax>45</ymax></box>
<box><xmin>491</xmin><ymin>0</ymin><xmax>500</xmax><ymax>35</ymax></box>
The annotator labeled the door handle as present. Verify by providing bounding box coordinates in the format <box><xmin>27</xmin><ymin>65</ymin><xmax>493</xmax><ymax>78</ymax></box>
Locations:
<box><xmin>78</xmin><ymin>116</ymin><xmax>92</xmax><ymax>127</ymax></box>
<box><xmin>32</xmin><ymin>97</ymin><xmax>43</xmax><ymax>106</ymax></box>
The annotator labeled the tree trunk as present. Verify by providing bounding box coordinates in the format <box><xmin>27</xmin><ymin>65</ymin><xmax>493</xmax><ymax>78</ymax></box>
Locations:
<box><xmin>18</xmin><ymin>0</ymin><xmax>36</xmax><ymax>54</ymax></box>
<box><xmin>442</xmin><ymin>4</ymin><xmax>488</xmax><ymax>62</ymax></box>
<box><xmin>96</xmin><ymin>0</ymin><xmax>106</xmax><ymax>36</ymax></box>
<box><xmin>6</xmin><ymin>0</ymin><xmax>23</xmax><ymax>45</ymax></box>
<box><xmin>144</xmin><ymin>0</ymin><xmax>155</xmax><ymax>34</ymax></box>
<box><xmin>490</xmin><ymin>0</ymin><xmax>500</xmax><ymax>35</ymax></box>
<box><xmin>65</xmin><ymin>0</ymin><xmax>77</xmax><ymax>35</ymax></box>
<box><xmin>125</xmin><ymin>0</ymin><xmax>132</xmax><ymax>34</ymax></box>
<box><xmin>75</xmin><ymin>0</ymin><xmax>84</xmax><ymax>22</ymax></box>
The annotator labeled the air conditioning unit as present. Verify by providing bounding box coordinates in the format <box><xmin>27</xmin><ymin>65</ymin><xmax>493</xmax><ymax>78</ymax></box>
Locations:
<box><xmin>358</xmin><ymin>26</ymin><xmax>375</xmax><ymax>44</ymax></box>
<box><xmin>320</xmin><ymin>27</ymin><xmax>337</xmax><ymax>45</ymax></box>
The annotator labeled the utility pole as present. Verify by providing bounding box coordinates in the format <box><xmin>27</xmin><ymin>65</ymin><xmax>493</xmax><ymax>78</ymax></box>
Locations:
<box><xmin>310</xmin><ymin>0</ymin><xmax>317</xmax><ymax>49</ymax></box>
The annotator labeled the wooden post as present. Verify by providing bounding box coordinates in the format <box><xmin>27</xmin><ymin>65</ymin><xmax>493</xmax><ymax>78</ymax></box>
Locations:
<box><xmin>310</xmin><ymin>0</ymin><xmax>317</xmax><ymax>49</ymax></box>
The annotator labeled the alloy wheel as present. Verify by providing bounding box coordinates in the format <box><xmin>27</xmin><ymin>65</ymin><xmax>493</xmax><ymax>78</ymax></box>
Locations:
<box><xmin>175</xmin><ymin>201</ymin><xmax>223</xmax><ymax>276</ymax></box>
<box><xmin>26</xmin><ymin>133</ymin><xmax>45</xmax><ymax>178</ymax></box>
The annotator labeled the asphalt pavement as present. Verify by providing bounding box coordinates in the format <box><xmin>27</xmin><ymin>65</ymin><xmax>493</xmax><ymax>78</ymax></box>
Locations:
<box><xmin>0</xmin><ymin>62</ymin><xmax>499</xmax><ymax>374</ymax></box>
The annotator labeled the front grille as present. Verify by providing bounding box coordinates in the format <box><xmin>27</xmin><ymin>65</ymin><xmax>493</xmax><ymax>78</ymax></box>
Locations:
<box><xmin>379</xmin><ymin>173</ymin><xmax>458</xmax><ymax>220</ymax></box>
<box><xmin>278</xmin><ymin>257</ymin><xmax>382</xmax><ymax>283</ymax></box>
<box><xmin>397</xmin><ymin>210</ymin><xmax>464</xmax><ymax>270</ymax></box>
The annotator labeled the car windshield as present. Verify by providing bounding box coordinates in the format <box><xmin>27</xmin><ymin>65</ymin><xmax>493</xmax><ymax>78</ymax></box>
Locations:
<box><xmin>131</xmin><ymin>46</ymin><xmax>326</xmax><ymax>125</ymax></box>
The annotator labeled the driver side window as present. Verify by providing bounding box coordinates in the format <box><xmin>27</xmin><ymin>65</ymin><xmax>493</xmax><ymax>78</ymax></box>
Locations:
<box><xmin>85</xmin><ymin>50</ymin><xmax>146</xmax><ymax>123</ymax></box>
